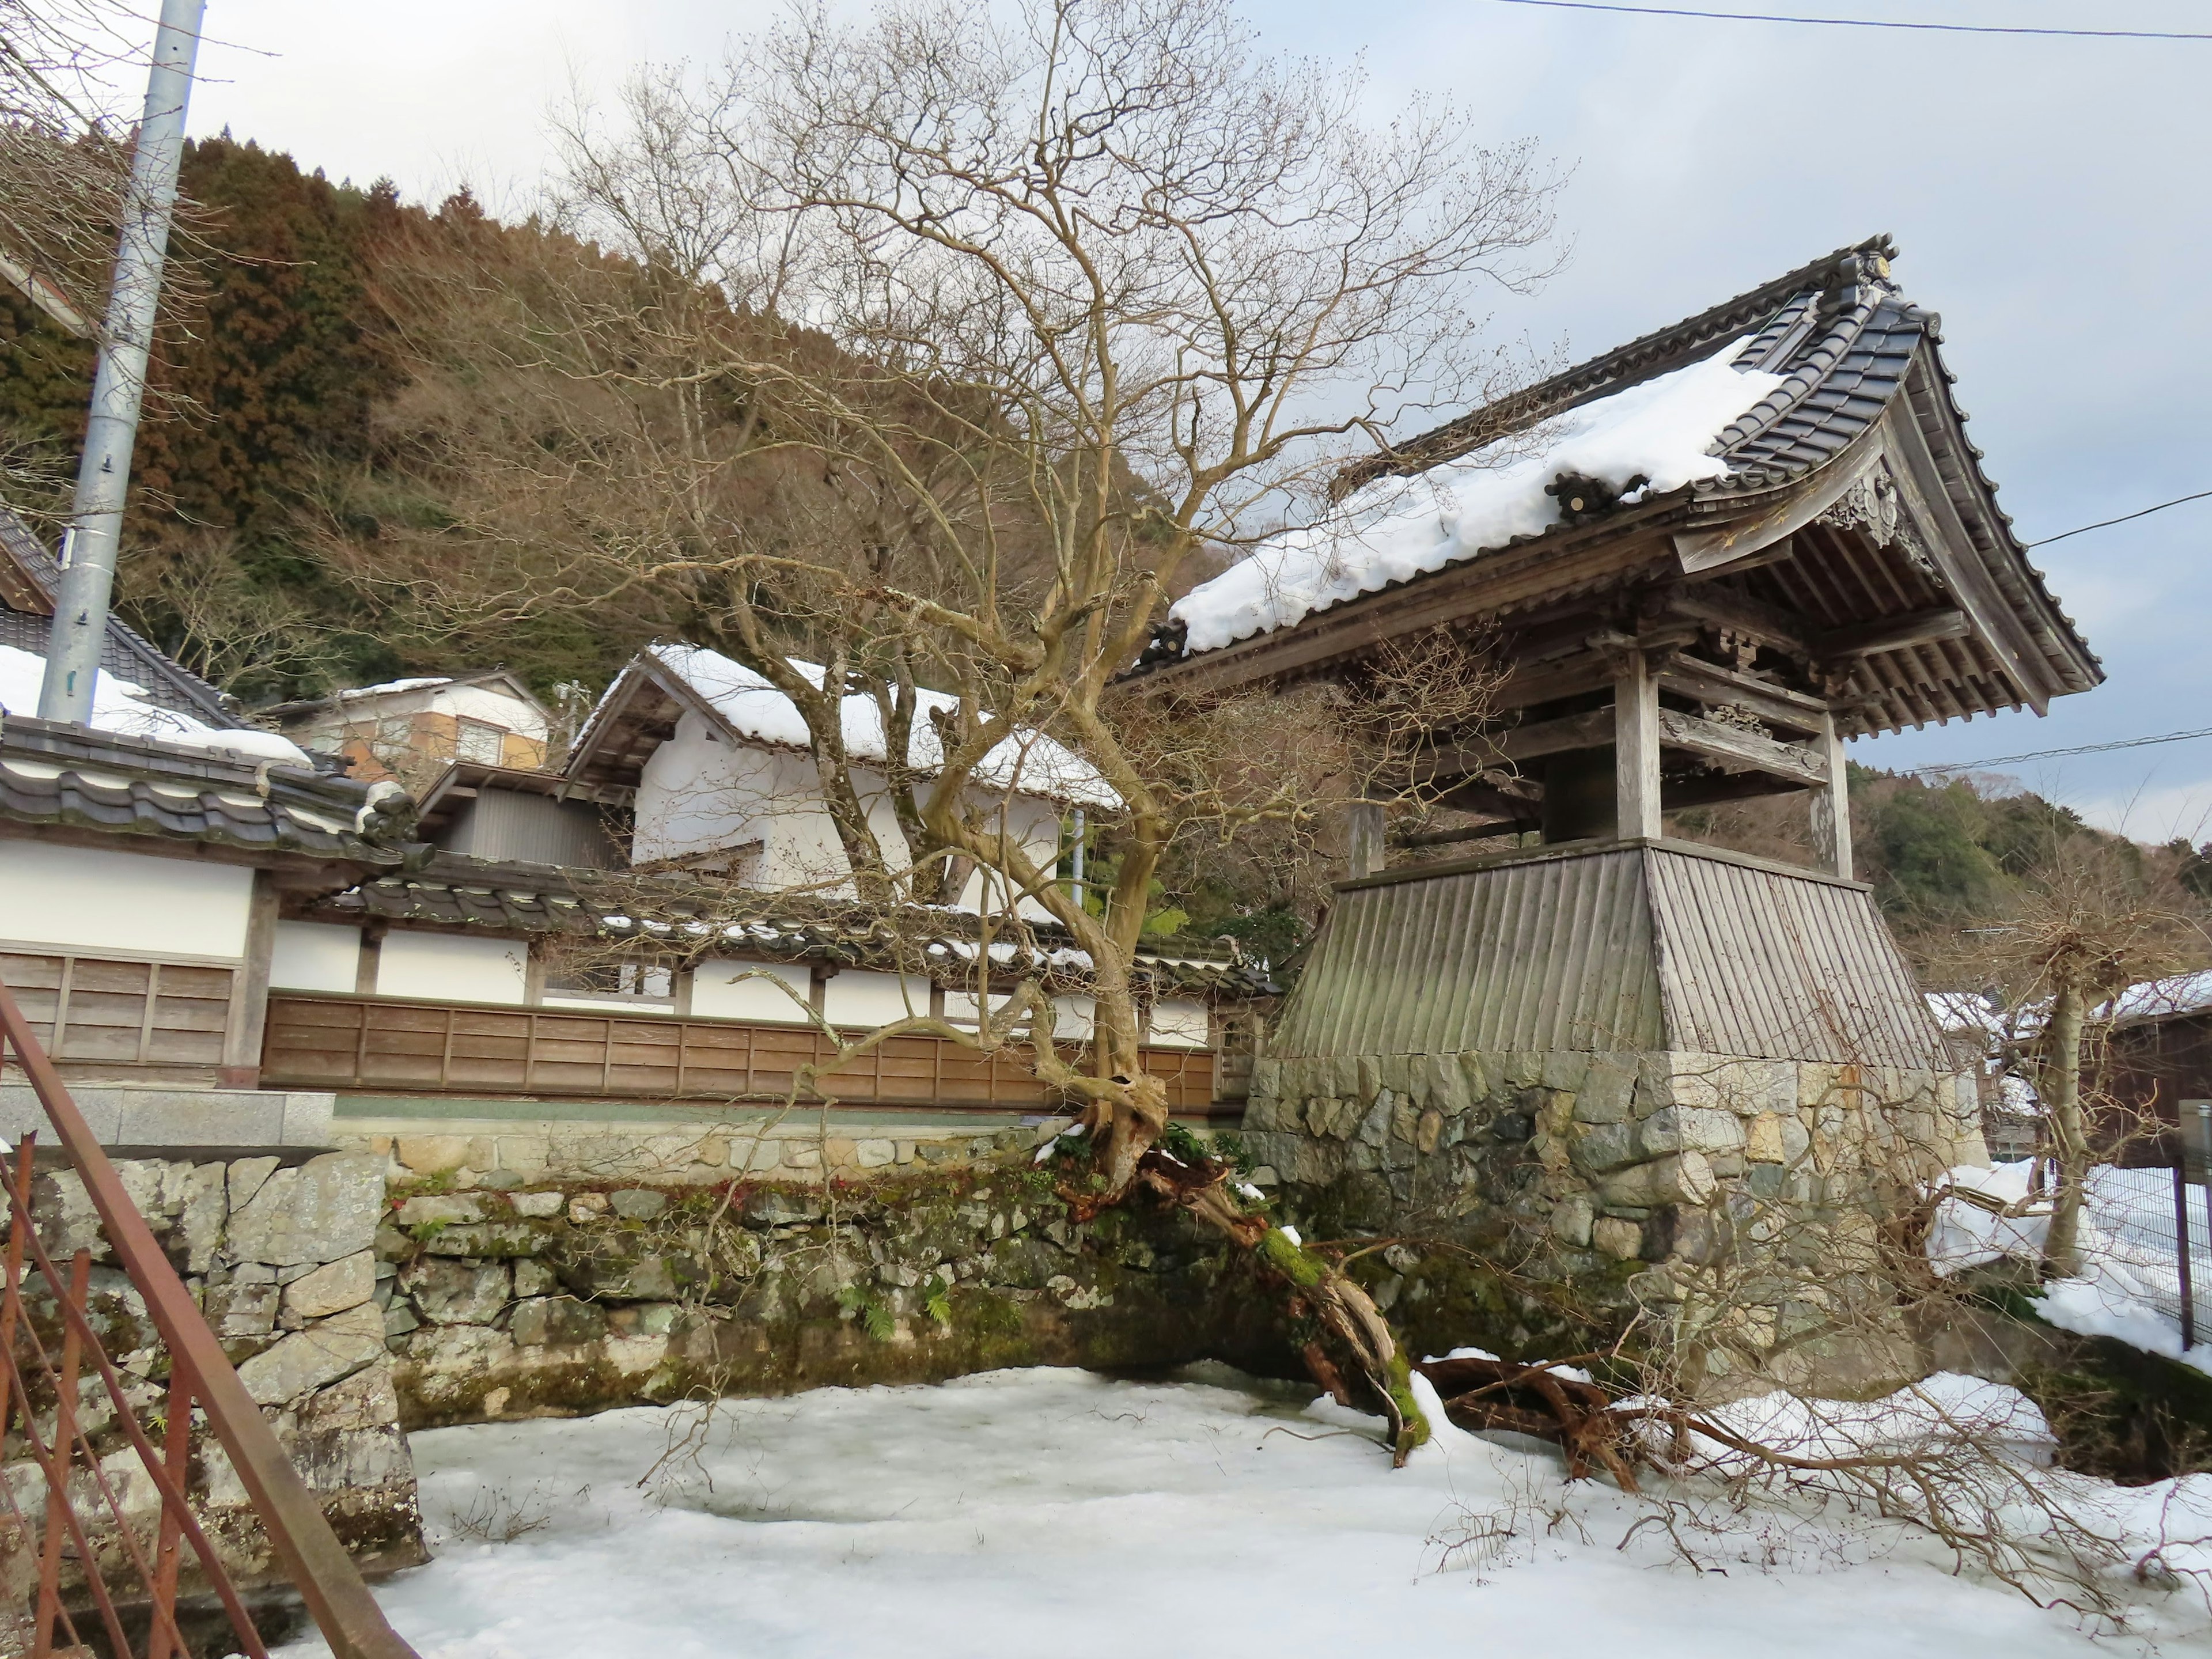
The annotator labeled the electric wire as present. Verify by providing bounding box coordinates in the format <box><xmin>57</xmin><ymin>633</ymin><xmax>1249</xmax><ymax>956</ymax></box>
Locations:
<box><xmin>1913</xmin><ymin>728</ymin><xmax>2212</xmax><ymax>775</ymax></box>
<box><xmin>2023</xmin><ymin>488</ymin><xmax>2212</xmax><ymax>549</ymax></box>
<box><xmin>1484</xmin><ymin>0</ymin><xmax>2212</xmax><ymax>39</ymax></box>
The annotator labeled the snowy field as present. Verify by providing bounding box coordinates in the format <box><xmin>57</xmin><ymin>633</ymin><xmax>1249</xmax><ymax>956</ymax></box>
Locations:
<box><xmin>279</xmin><ymin>1366</ymin><xmax>2211</xmax><ymax>1659</ymax></box>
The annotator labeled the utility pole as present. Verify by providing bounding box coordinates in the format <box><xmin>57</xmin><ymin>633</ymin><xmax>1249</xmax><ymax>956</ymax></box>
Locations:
<box><xmin>37</xmin><ymin>0</ymin><xmax>208</xmax><ymax>724</ymax></box>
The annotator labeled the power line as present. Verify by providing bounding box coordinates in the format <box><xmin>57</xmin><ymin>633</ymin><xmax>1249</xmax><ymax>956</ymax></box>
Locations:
<box><xmin>1484</xmin><ymin>0</ymin><xmax>2212</xmax><ymax>39</ymax></box>
<box><xmin>2024</xmin><ymin>488</ymin><xmax>2212</xmax><ymax>548</ymax></box>
<box><xmin>1914</xmin><ymin>726</ymin><xmax>2212</xmax><ymax>775</ymax></box>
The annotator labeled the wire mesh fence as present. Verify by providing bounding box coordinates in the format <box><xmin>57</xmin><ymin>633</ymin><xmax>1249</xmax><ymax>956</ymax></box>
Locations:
<box><xmin>2086</xmin><ymin>1164</ymin><xmax>2211</xmax><ymax>1347</ymax></box>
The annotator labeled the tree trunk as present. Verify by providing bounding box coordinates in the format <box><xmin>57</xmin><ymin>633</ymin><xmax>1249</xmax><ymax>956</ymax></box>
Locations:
<box><xmin>1064</xmin><ymin>1066</ymin><xmax>1427</xmax><ymax>1464</ymax></box>
<box><xmin>2041</xmin><ymin>981</ymin><xmax>2089</xmax><ymax>1280</ymax></box>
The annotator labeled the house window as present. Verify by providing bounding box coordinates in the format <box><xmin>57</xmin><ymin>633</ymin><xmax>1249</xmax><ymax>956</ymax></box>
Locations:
<box><xmin>455</xmin><ymin>718</ymin><xmax>507</xmax><ymax>764</ymax></box>
<box><xmin>543</xmin><ymin>961</ymin><xmax>674</xmax><ymax>1002</ymax></box>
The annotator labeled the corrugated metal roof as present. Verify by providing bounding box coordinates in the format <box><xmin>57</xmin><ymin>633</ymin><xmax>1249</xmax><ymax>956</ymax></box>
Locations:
<box><xmin>1644</xmin><ymin>848</ymin><xmax>1944</xmax><ymax>1069</ymax></box>
<box><xmin>1271</xmin><ymin>841</ymin><xmax>1946</xmax><ymax>1069</ymax></box>
<box><xmin>1272</xmin><ymin>846</ymin><xmax>1663</xmax><ymax>1059</ymax></box>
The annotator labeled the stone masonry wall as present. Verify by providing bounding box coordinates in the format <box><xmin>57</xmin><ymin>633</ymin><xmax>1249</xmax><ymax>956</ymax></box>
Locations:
<box><xmin>1240</xmin><ymin>1048</ymin><xmax>1986</xmax><ymax>1396</ymax></box>
<box><xmin>343</xmin><ymin>1120</ymin><xmax>1285</xmax><ymax>1429</ymax></box>
<box><xmin>3</xmin><ymin>1151</ymin><xmax>426</xmax><ymax>1607</ymax></box>
<box><xmin>337</xmin><ymin>1114</ymin><xmax>1023</xmax><ymax>1192</ymax></box>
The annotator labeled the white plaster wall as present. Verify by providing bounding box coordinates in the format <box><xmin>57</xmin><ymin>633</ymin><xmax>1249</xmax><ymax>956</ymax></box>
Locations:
<box><xmin>628</xmin><ymin>713</ymin><xmax>1076</xmax><ymax>918</ymax></box>
<box><xmin>434</xmin><ymin>683</ymin><xmax>548</xmax><ymax>742</ymax></box>
<box><xmin>270</xmin><ymin>921</ymin><xmax>361</xmax><ymax>992</ymax></box>
<box><xmin>1051</xmin><ymin>994</ymin><xmax>1096</xmax><ymax>1039</ymax></box>
<box><xmin>0</xmin><ymin>841</ymin><xmax>252</xmax><ymax>960</ymax></box>
<box><xmin>541</xmin><ymin>996</ymin><xmax>673</xmax><ymax>1016</ymax></box>
<box><xmin>945</xmin><ymin>988</ymin><xmax>1024</xmax><ymax>1028</ymax></box>
<box><xmin>1147</xmin><ymin>997</ymin><xmax>1211</xmax><ymax>1048</ymax></box>
<box><xmin>374</xmin><ymin>931</ymin><xmax>528</xmax><ymax>1003</ymax></box>
<box><xmin>822</xmin><ymin>970</ymin><xmax>930</xmax><ymax>1028</ymax></box>
<box><xmin>952</xmin><ymin>791</ymin><xmax>1065</xmax><ymax>920</ymax></box>
<box><xmin>691</xmin><ymin>959</ymin><xmax>813</xmax><ymax>1022</ymax></box>
<box><xmin>631</xmin><ymin>710</ymin><xmax>738</xmax><ymax>864</ymax></box>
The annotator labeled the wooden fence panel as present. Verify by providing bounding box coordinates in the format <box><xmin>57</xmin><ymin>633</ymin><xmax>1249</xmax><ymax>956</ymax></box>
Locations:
<box><xmin>1</xmin><ymin>950</ymin><xmax>238</xmax><ymax>1071</ymax></box>
<box><xmin>262</xmin><ymin>991</ymin><xmax>1224</xmax><ymax>1115</ymax></box>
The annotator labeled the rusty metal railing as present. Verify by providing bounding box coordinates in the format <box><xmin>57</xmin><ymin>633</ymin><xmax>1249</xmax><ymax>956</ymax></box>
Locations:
<box><xmin>0</xmin><ymin>974</ymin><xmax>419</xmax><ymax>1659</ymax></box>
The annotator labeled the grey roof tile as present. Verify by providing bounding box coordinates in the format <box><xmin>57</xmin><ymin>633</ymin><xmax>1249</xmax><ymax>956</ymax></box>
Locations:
<box><xmin>315</xmin><ymin>851</ymin><xmax>1279</xmax><ymax>999</ymax></box>
<box><xmin>0</xmin><ymin>713</ymin><xmax>416</xmax><ymax>863</ymax></box>
<box><xmin>0</xmin><ymin>509</ymin><xmax>234</xmax><ymax>725</ymax></box>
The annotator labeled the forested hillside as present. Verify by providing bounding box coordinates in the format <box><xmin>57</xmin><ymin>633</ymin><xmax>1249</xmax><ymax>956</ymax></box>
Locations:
<box><xmin>0</xmin><ymin>137</ymin><xmax>745</xmax><ymax>702</ymax></box>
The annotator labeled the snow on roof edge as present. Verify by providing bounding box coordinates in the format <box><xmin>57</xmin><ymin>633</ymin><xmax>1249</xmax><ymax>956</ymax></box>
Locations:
<box><xmin>1166</xmin><ymin>340</ymin><xmax>1786</xmax><ymax>658</ymax></box>
<box><xmin>647</xmin><ymin>641</ymin><xmax>1122</xmax><ymax>810</ymax></box>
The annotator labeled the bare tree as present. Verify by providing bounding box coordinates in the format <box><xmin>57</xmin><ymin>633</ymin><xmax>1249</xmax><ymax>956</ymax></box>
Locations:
<box><xmin>1926</xmin><ymin>835</ymin><xmax>2205</xmax><ymax>1278</ymax></box>
<box><xmin>332</xmin><ymin>0</ymin><xmax>1557</xmax><ymax>1440</ymax></box>
<box><xmin>0</xmin><ymin>1</ymin><xmax>143</xmax><ymax>335</ymax></box>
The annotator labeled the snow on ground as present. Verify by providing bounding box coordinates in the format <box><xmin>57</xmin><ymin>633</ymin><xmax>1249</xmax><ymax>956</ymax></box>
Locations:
<box><xmin>1929</xmin><ymin>1161</ymin><xmax>2212</xmax><ymax>1375</ymax></box>
<box><xmin>280</xmin><ymin>1366</ymin><xmax>2210</xmax><ymax>1659</ymax></box>
<box><xmin>1168</xmin><ymin>345</ymin><xmax>1784</xmax><ymax>655</ymax></box>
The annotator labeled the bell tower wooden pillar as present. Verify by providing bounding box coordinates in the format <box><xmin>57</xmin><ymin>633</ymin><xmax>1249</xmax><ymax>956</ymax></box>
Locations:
<box><xmin>1613</xmin><ymin>650</ymin><xmax>1662</xmax><ymax>841</ymax></box>
<box><xmin>1810</xmin><ymin>711</ymin><xmax>1853</xmax><ymax>880</ymax></box>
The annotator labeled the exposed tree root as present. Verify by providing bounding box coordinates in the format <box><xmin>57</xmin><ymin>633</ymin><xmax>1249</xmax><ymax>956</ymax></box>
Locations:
<box><xmin>1056</xmin><ymin>1101</ymin><xmax>1427</xmax><ymax>1464</ymax></box>
<box><xmin>1415</xmin><ymin>1354</ymin><xmax>1646</xmax><ymax>1491</ymax></box>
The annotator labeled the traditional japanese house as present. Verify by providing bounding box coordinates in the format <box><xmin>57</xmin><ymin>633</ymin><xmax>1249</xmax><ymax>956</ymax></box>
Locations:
<box><xmin>254</xmin><ymin>641</ymin><xmax>1271</xmax><ymax>1177</ymax></box>
<box><xmin>264</xmin><ymin>670</ymin><xmax>554</xmax><ymax>790</ymax></box>
<box><xmin>0</xmin><ymin>509</ymin><xmax>419</xmax><ymax>1139</ymax></box>
<box><xmin>2093</xmin><ymin>971</ymin><xmax>2212</xmax><ymax>1163</ymax></box>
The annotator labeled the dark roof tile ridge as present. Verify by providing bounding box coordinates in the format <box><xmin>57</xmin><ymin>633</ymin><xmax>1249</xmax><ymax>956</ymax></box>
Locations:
<box><xmin>1711</xmin><ymin>287</ymin><xmax>1907</xmax><ymax>467</ymax></box>
<box><xmin>1334</xmin><ymin>234</ymin><xmax>1897</xmax><ymax>495</ymax></box>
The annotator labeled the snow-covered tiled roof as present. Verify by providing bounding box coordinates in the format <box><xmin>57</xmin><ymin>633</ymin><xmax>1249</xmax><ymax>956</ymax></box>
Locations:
<box><xmin>645</xmin><ymin>642</ymin><xmax>1121</xmax><ymax>809</ymax></box>
<box><xmin>2104</xmin><ymin>969</ymin><xmax>2212</xmax><ymax>1027</ymax></box>
<box><xmin>1169</xmin><ymin>344</ymin><xmax>1785</xmax><ymax>656</ymax></box>
<box><xmin>0</xmin><ymin>643</ymin><xmax>310</xmax><ymax>767</ymax></box>
<box><xmin>1925</xmin><ymin>990</ymin><xmax>2006</xmax><ymax>1038</ymax></box>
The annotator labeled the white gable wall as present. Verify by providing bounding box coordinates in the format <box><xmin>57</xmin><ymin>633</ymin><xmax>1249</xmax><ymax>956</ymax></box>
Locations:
<box><xmin>270</xmin><ymin>921</ymin><xmax>362</xmax><ymax>991</ymax></box>
<box><xmin>374</xmin><ymin>931</ymin><xmax>528</xmax><ymax>1003</ymax></box>
<box><xmin>431</xmin><ymin>683</ymin><xmax>549</xmax><ymax>743</ymax></box>
<box><xmin>691</xmin><ymin>959</ymin><xmax>813</xmax><ymax>1022</ymax></box>
<box><xmin>632</xmin><ymin>709</ymin><xmax>1064</xmax><ymax>918</ymax></box>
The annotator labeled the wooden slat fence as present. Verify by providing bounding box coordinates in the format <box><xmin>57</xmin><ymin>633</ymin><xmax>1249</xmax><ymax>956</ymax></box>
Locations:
<box><xmin>0</xmin><ymin>950</ymin><xmax>235</xmax><ymax>1071</ymax></box>
<box><xmin>262</xmin><ymin>992</ymin><xmax>1222</xmax><ymax>1114</ymax></box>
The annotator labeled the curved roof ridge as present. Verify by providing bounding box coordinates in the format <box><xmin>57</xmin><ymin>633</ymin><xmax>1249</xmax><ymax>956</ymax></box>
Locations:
<box><xmin>1334</xmin><ymin>234</ymin><xmax>1897</xmax><ymax>496</ymax></box>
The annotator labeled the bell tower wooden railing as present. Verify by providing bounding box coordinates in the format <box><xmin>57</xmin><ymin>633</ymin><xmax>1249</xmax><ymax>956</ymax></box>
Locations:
<box><xmin>0</xmin><ymin>974</ymin><xmax>418</xmax><ymax>1659</ymax></box>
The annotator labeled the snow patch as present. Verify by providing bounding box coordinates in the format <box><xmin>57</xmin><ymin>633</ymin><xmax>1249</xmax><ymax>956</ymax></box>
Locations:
<box><xmin>653</xmin><ymin>642</ymin><xmax>1120</xmax><ymax>808</ymax></box>
<box><xmin>282</xmin><ymin>1366</ymin><xmax>2211</xmax><ymax>1658</ymax></box>
<box><xmin>1169</xmin><ymin>345</ymin><xmax>1785</xmax><ymax>654</ymax></box>
<box><xmin>0</xmin><ymin>643</ymin><xmax>310</xmax><ymax>767</ymax></box>
<box><xmin>1926</xmin><ymin>1161</ymin><xmax>2212</xmax><ymax>1376</ymax></box>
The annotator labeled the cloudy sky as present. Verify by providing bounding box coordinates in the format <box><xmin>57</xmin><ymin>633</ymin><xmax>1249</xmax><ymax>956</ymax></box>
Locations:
<box><xmin>111</xmin><ymin>0</ymin><xmax>2212</xmax><ymax>839</ymax></box>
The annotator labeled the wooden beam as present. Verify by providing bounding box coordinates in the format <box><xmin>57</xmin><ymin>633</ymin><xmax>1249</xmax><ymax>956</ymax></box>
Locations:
<box><xmin>1656</xmin><ymin>709</ymin><xmax>1825</xmax><ymax>787</ymax></box>
<box><xmin>1491</xmin><ymin>707</ymin><xmax>1616</xmax><ymax>765</ymax></box>
<box><xmin>1391</xmin><ymin>820</ymin><xmax>1528</xmax><ymax>852</ymax></box>
<box><xmin>221</xmin><ymin>869</ymin><xmax>282</xmax><ymax>1088</ymax></box>
<box><xmin>1346</xmin><ymin>801</ymin><xmax>1387</xmax><ymax>880</ymax></box>
<box><xmin>1816</xmin><ymin>607</ymin><xmax>1970</xmax><ymax>660</ymax></box>
<box><xmin>1660</xmin><ymin>771</ymin><xmax>1809</xmax><ymax>809</ymax></box>
<box><xmin>1663</xmin><ymin>586</ymin><xmax>1815</xmax><ymax>656</ymax></box>
<box><xmin>1654</xmin><ymin>655</ymin><xmax>1830</xmax><ymax>737</ymax></box>
<box><xmin>1616</xmin><ymin>652</ymin><xmax>1662</xmax><ymax>840</ymax></box>
<box><xmin>1125</xmin><ymin>524</ymin><xmax>1676</xmax><ymax>696</ymax></box>
<box><xmin>1434</xmin><ymin>776</ymin><xmax>1543</xmax><ymax>824</ymax></box>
